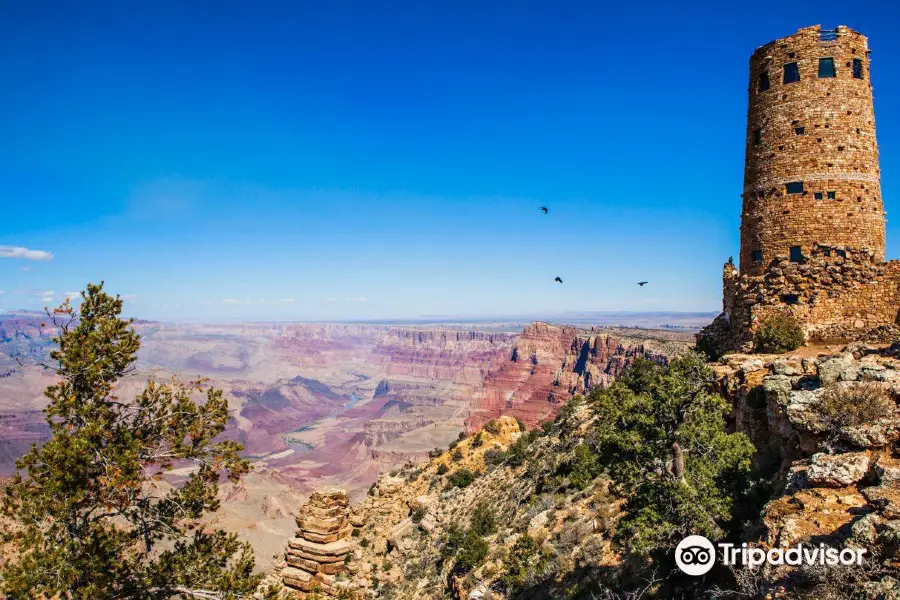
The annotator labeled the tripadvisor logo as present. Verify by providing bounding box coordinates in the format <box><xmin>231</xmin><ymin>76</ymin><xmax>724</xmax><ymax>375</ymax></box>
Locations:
<box><xmin>675</xmin><ymin>535</ymin><xmax>867</xmax><ymax>576</ymax></box>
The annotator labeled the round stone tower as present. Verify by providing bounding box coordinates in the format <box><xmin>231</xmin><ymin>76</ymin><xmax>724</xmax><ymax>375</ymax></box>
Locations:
<box><xmin>740</xmin><ymin>25</ymin><xmax>885</xmax><ymax>276</ymax></box>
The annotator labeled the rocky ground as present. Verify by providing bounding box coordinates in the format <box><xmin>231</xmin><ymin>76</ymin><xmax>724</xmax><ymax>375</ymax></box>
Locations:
<box><xmin>714</xmin><ymin>343</ymin><xmax>900</xmax><ymax>598</ymax></box>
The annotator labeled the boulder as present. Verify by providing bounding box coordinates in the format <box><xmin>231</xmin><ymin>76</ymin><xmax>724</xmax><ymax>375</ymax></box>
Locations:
<box><xmin>807</xmin><ymin>452</ymin><xmax>870</xmax><ymax>487</ymax></box>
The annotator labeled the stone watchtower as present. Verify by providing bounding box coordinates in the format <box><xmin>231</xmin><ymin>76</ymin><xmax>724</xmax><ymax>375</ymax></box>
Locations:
<box><xmin>740</xmin><ymin>25</ymin><xmax>885</xmax><ymax>275</ymax></box>
<box><xmin>699</xmin><ymin>25</ymin><xmax>900</xmax><ymax>354</ymax></box>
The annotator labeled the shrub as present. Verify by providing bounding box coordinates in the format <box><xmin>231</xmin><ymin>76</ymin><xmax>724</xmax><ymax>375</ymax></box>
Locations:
<box><xmin>471</xmin><ymin>431</ymin><xmax>484</xmax><ymax>448</ymax></box>
<box><xmin>411</xmin><ymin>505</ymin><xmax>426</xmax><ymax>524</ymax></box>
<box><xmin>505</xmin><ymin>430</ymin><xmax>539</xmax><ymax>467</ymax></box>
<box><xmin>447</xmin><ymin>468</ymin><xmax>478</xmax><ymax>489</ymax></box>
<box><xmin>351</xmin><ymin>528</ymin><xmax>360</xmax><ymax>537</ymax></box>
<box><xmin>563</xmin><ymin>443</ymin><xmax>602</xmax><ymax>490</ymax></box>
<box><xmin>502</xmin><ymin>534</ymin><xmax>551</xmax><ymax>593</ymax></box>
<box><xmin>484</xmin><ymin>448</ymin><xmax>505</xmax><ymax>466</ymax></box>
<box><xmin>484</xmin><ymin>420</ymin><xmax>501</xmax><ymax>435</ymax></box>
<box><xmin>753</xmin><ymin>312</ymin><xmax>804</xmax><ymax>353</ymax></box>
<box><xmin>458</xmin><ymin>431</ymin><xmax>468</xmax><ymax>441</ymax></box>
<box><xmin>448</xmin><ymin>440</ymin><xmax>459</xmax><ymax>450</ymax></box>
<box><xmin>436</xmin><ymin>464</ymin><xmax>449</xmax><ymax>476</ymax></box>
<box><xmin>469</xmin><ymin>503</ymin><xmax>497</xmax><ymax>537</ymax></box>
<box><xmin>440</xmin><ymin>523</ymin><xmax>465</xmax><ymax>559</ymax></box>
<box><xmin>428</xmin><ymin>448</ymin><xmax>443</xmax><ymax>459</ymax></box>
<box><xmin>819</xmin><ymin>382</ymin><xmax>895</xmax><ymax>431</ymax></box>
<box><xmin>451</xmin><ymin>448</ymin><xmax>464</xmax><ymax>462</ymax></box>
<box><xmin>516</xmin><ymin>418</ymin><xmax>527</xmax><ymax>432</ymax></box>
<box><xmin>455</xmin><ymin>531</ymin><xmax>489</xmax><ymax>573</ymax></box>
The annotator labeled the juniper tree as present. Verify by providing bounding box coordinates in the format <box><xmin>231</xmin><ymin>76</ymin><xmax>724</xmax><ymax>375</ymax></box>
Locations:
<box><xmin>588</xmin><ymin>353</ymin><xmax>755</xmax><ymax>557</ymax></box>
<box><xmin>0</xmin><ymin>283</ymin><xmax>262</xmax><ymax>599</ymax></box>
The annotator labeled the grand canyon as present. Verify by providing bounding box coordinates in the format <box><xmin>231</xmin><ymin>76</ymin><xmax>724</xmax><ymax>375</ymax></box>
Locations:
<box><xmin>0</xmin><ymin>311</ymin><xmax>698</xmax><ymax>562</ymax></box>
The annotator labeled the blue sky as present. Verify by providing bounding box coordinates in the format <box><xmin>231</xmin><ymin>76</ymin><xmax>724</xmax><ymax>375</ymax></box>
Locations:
<box><xmin>2</xmin><ymin>0</ymin><xmax>900</xmax><ymax>321</ymax></box>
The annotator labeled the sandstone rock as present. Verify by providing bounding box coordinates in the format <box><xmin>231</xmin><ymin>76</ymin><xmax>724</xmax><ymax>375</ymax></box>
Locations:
<box><xmin>388</xmin><ymin>518</ymin><xmax>415</xmax><ymax>550</ymax></box>
<box><xmin>281</xmin><ymin>488</ymin><xmax>353</xmax><ymax>593</ymax></box>
<box><xmin>528</xmin><ymin>510</ymin><xmax>551</xmax><ymax>535</ymax></box>
<box><xmin>849</xmin><ymin>513</ymin><xmax>879</xmax><ymax>546</ymax></box>
<box><xmin>807</xmin><ymin>452</ymin><xmax>870</xmax><ymax>487</ymax></box>
<box><xmin>841</xmin><ymin>419</ymin><xmax>900</xmax><ymax>449</ymax></box>
<box><xmin>818</xmin><ymin>355</ymin><xmax>860</xmax><ymax>385</ymax></box>
<box><xmin>875</xmin><ymin>457</ymin><xmax>900</xmax><ymax>484</ymax></box>
<box><xmin>862</xmin><ymin>485</ymin><xmax>900</xmax><ymax>519</ymax></box>
<box><xmin>419</xmin><ymin>514</ymin><xmax>437</xmax><ymax>533</ymax></box>
<box><xmin>773</xmin><ymin>359</ymin><xmax>803</xmax><ymax>376</ymax></box>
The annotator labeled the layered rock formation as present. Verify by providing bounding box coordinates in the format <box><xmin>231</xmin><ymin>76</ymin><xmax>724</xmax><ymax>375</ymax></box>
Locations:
<box><xmin>466</xmin><ymin>322</ymin><xmax>693</xmax><ymax>431</ymax></box>
<box><xmin>281</xmin><ymin>488</ymin><xmax>353</xmax><ymax>596</ymax></box>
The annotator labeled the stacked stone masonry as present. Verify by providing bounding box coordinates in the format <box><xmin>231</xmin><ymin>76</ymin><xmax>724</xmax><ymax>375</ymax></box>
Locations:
<box><xmin>281</xmin><ymin>488</ymin><xmax>353</xmax><ymax>596</ymax></box>
<box><xmin>700</xmin><ymin>25</ymin><xmax>900</xmax><ymax>353</ymax></box>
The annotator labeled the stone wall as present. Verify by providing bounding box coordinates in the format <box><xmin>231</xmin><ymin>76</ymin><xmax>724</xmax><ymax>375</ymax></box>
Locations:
<box><xmin>701</xmin><ymin>249</ymin><xmax>900</xmax><ymax>353</ymax></box>
<box><xmin>741</xmin><ymin>25</ymin><xmax>884</xmax><ymax>275</ymax></box>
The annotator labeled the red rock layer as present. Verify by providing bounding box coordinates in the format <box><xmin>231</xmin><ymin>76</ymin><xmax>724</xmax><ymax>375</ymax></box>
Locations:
<box><xmin>465</xmin><ymin>322</ymin><xmax>675</xmax><ymax>431</ymax></box>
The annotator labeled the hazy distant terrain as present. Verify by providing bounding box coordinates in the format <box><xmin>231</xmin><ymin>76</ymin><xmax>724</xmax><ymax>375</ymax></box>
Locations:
<box><xmin>0</xmin><ymin>311</ymin><xmax>701</xmax><ymax>564</ymax></box>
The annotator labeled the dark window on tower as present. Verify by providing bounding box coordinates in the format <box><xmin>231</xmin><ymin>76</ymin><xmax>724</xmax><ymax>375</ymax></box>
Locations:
<box><xmin>818</xmin><ymin>57</ymin><xmax>836</xmax><ymax>78</ymax></box>
<box><xmin>814</xmin><ymin>192</ymin><xmax>824</xmax><ymax>200</ymax></box>
<box><xmin>823</xmin><ymin>247</ymin><xmax>832</xmax><ymax>257</ymax></box>
<box><xmin>784</xmin><ymin>62</ymin><xmax>800</xmax><ymax>84</ymax></box>
<box><xmin>785</xmin><ymin>181</ymin><xmax>804</xmax><ymax>194</ymax></box>
<box><xmin>827</xmin><ymin>191</ymin><xmax>836</xmax><ymax>199</ymax></box>
<box><xmin>759</xmin><ymin>71</ymin><xmax>770</xmax><ymax>92</ymax></box>
<box><xmin>790</xmin><ymin>246</ymin><xmax>803</xmax><ymax>262</ymax></box>
<box><xmin>837</xmin><ymin>249</ymin><xmax>847</xmax><ymax>258</ymax></box>
<box><xmin>751</xmin><ymin>250</ymin><xmax>763</xmax><ymax>262</ymax></box>
<box><xmin>853</xmin><ymin>58</ymin><xmax>864</xmax><ymax>79</ymax></box>
<box><xmin>795</xmin><ymin>127</ymin><xmax>805</xmax><ymax>135</ymax></box>
<box><xmin>781</xmin><ymin>294</ymin><xmax>800</xmax><ymax>305</ymax></box>
<box><xmin>753</xmin><ymin>128</ymin><xmax>761</xmax><ymax>145</ymax></box>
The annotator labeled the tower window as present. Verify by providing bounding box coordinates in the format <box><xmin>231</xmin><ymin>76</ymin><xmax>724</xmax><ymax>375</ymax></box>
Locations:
<box><xmin>751</xmin><ymin>250</ymin><xmax>763</xmax><ymax>262</ymax></box>
<box><xmin>827</xmin><ymin>191</ymin><xmax>836</xmax><ymax>200</ymax></box>
<box><xmin>853</xmin><ymin>58</ymin><xmax>864</xmax><ymax>79</ymax></box>
<box><xmin>814</xmin><ymin>192</ymin><xmax>823</xmax><ymax>200</ymax></box>
<box><xmin>785</xmin><ymin>181</ymin><xmax>804</xmax><ymax>194</ymax></box>
<box><xmin>784</xmin><ymin>62</ymin><xmax>800</xmax><ymax>84</ymax></box>
<box><xmin>818</xmin><ymin>57</ymin><xmax>836</xmax><ymax>78</ymax></box>
<box><xmin>781</xmin><ymin>294</ymin><xmax>800</xmax><ymax>305</ymax></box>
<box><xmin>753</xmin><ymin>128</ymin><xmax>761</xmax><ymax>145</ymax></box>
<box><xmin>789</xmin><ymin>246</ymin><xmax>803</xmax><ymax>262</ymax></box>
<box><xmin>795</xmin><ymin>127</ymin><xmax>805</xmax><ymax>135</ymax></box>
<box><xmin>759</xmin><ymin>71</ymin><xmax>770</xmax><ymax>92</ymax></box>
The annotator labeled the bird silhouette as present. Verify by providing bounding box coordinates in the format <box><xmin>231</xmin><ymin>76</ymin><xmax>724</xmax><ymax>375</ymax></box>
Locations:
<box><xmin>540</xmin><ymin>207</ymin><xmax>548</xmax><ymax>214</ymax></box>
<box><xmin>637</xmin><ymin>281</ymin><xmax>648</xmax><ymax>286</ymax></box>
<box><xmin>554</xmin><ymin>277</ymin><xmax>563</xmax><ymax>283</ymax></box>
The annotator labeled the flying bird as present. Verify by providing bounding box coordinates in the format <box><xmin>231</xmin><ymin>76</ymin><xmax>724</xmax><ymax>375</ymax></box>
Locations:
<box><xmin>540</xmin><ymin>207</ymin><xmax>548</xmax><ymax>214</ymax></box>
<box><xmin>637</xmin><ymin>281</ymin><xmax>648</xmax><ymax>286</ymax></box>
<box><xmin>554</xmin><ymin>277</ymin><xmax>563</xmax><ymax>283</ymax></box>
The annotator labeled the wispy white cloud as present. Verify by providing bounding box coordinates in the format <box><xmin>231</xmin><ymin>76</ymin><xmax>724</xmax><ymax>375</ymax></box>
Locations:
<box><xmin>20</xmin><ymin>266</ymin><xmax>31</xmax><ymax>272</ymax></box>
<box><xmin>65</xmin><ymin>292</ymin><xmax>80</xmax><ymax>300</ymax></box>
<box><xmin>345</xmin><ymin>296</ymin><xmax>368</xmax><ymax>302</ymax></box>
<box><xmin>278</xmin><ymin>298</ymin><xmax>297</xmax><ymax>303</ymax></box>
<box><xmin>0</xmin><ymin>246</ymin><xmax>53</xmax><ymax>261</ymax></box>
<box><xmin>222</xmin><ymin>299</ymin><xmax>239</xmax><ymax>304</ymax></box>
<box><xmin>325</xmin><ymin>297</ymin><xmax>338</xmax><ymax>302</ymax></box>
<box><xmin>120</xmin><ymin>294</ymin><xmax>139</xmax><ymax>303</ymax></box>
<box><xmin>198</xmin><ymin>301</ymin><xmax>212</xmax><ymax>305</ymax></box>
<box><xmin>14</xmin><ymin>288</ymin><xmax>54</xmax><ymax>297</ymax></box>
